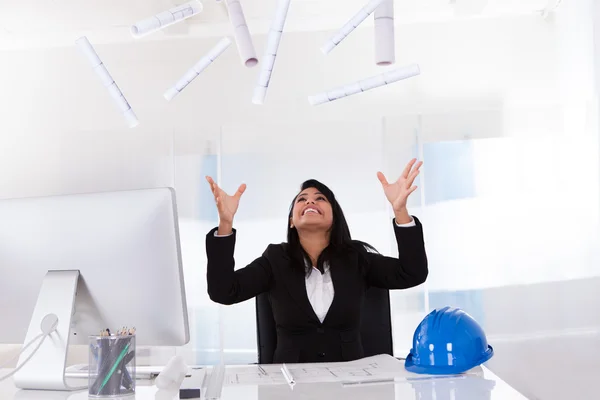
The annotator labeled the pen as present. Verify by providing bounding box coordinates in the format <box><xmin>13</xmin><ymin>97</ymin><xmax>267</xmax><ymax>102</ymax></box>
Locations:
<box><xmin>97</xmin><ymin>341</ymin><xmax>131</xmax><ymax>393</ymax></box>
<box><xmin>341</xmin><ymin>374</ymin><xmax>462</xmax><ymax>387</ymax></box>
<box><xmin>120</xmin><ymin>351</ymin><xmax>136</xmax><ymax>390</ymax></box>
<box><xmin>341</xmin><ymin>378</ymin><xmax>395</xmax><ymax>387</ymax></box>
<box><xmin>280</xmin><ymin>364</ymin><xmax>295</xmax><ymax>389</ymax></box>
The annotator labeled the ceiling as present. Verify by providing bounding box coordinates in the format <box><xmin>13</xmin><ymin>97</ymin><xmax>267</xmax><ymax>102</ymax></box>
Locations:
<box><xmin>0</xmin><ymin>0</ymin><xmax>553</xmax><ymax>50</ymax></box>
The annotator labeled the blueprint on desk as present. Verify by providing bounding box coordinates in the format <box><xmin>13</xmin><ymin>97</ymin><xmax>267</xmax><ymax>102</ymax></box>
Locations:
<box><xmin>221</xmin><ymin>354</ymin><xmax>422</xmax><ymax>386</ymax></box>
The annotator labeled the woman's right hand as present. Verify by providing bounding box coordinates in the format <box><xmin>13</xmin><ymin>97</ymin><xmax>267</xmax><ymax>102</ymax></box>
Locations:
<box><xmin>205</xmin><ymin>176</ymin><xmax>246</xmax><ymax>225</ymax></box>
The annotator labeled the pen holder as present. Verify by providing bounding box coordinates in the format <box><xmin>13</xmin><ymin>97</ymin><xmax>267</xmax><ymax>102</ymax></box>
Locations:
<box><xmin>88</xmin><ymin>334</ymin><xmax>136</xmax><ymax>398</ymax></box>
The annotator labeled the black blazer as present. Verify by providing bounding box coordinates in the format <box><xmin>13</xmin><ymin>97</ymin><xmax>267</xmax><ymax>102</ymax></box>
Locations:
<box><xmin>206</xmin><ymin>217</ymin><xmax>428</xmax><ymax>364</ymax></box>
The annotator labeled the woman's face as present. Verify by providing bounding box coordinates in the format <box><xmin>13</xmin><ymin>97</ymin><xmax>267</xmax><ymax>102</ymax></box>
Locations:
<box><xmin>290</xmin><ymin>187</ymin><xmax>333</xmax><ymax>232</ymax></box>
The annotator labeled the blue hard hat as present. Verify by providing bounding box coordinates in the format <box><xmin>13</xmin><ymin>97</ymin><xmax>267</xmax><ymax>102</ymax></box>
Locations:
<box><xmin>405</xmin><ymin>306</ymin><xmax>494</xmax><ymax>375</ymax></box>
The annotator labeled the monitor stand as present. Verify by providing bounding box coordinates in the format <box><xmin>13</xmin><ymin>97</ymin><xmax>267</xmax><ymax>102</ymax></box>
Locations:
<box><xmin>13</xmin><ymin>270</ymin><xmax>86</xmax><ymax>391</ymax></box>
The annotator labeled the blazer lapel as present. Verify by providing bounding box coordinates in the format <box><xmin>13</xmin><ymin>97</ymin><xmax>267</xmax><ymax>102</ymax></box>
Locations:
<box><xmin>282</xmin><ymin>261</ymin><xmax>321</xmax><ymax>324</ymax></box>
<box><xmin>322</xmin><ymin>252</ymin><xmax>355</xmax><ymax>325</ymax></box>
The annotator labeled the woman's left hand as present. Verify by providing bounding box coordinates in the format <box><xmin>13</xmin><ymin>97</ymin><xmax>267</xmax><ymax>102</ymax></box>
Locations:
<box><xmin>377</xmin><ymin>158</ymin><xmax>423</xmax><ymax>212</ymax></box>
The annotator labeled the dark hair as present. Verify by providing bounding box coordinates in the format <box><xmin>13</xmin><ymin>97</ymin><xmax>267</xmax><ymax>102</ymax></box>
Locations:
<box><xmin>286</xmin><ymin>179</ymin><xmax>377</xmax><ymax>272</ymax></box>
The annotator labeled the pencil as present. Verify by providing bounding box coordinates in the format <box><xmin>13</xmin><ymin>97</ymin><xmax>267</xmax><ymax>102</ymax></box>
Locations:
<box><xmin>98</xmin><ymin>342</ymin><xmax>131</xmax><ymax>393</ymax></box>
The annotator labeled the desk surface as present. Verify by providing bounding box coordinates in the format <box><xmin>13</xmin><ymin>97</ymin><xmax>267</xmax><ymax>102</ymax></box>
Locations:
<box><xmin>0</xmin><ymin>364</ymin><xmax>527</xmax><ymax>399</ymax></box>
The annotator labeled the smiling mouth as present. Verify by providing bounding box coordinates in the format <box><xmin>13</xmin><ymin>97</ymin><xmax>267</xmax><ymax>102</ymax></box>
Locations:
<box><xmin>302</xmin><ymin>208</ymin><xmax>321</xmax><ymax>216</ymax></box>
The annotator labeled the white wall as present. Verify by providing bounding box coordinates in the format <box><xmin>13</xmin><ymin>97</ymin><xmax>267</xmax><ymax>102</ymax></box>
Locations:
<box><xmin>0</xmin><ymin>14</ymin><xmax>565</xmax><ymax>200</ymax></box>
<box><xmin>0</xmin><ymin>14</ymin><xmax>558</xmax><ymax>134</ymax></box>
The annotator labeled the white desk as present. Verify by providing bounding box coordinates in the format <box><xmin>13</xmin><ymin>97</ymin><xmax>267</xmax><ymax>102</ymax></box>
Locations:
<box><xmin>0</xmin><ymin>364</ymin><xmax>527</xmax><ymax>399</ymax></box>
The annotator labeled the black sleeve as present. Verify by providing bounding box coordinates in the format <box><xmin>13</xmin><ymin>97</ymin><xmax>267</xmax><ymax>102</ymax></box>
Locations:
<box><xmin>364</xmin><ymin>216</ymin><xmax>428</xmax><ymax>289</ymax></box>
<box><xmin>206</xmin><ymin>227</ymin><xmax>273</xmax><ymax>305</ymax></box>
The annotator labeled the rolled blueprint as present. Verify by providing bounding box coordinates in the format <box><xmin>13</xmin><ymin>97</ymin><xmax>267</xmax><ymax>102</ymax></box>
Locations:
<box><xmin>321</xmin><ymin>0</ymin><xmax>386</xmax><ymax>54</ymax></box>
<box><xmin>131</xmin><ymin>0</ymin><xmax>203</xmax><ymax>38</ymax></box>
<box><xmin>374</xmin><ymin>0</ymin><xmax>395</xmax><ymax>65</ymax></box>
<box><xmin>75</xmin><ymin>36</ymin><xmax>139</xmax><ymax>128</ymax></box>
<box><xmin>155</xmin><ymin>356</ymin><xmax>188</xmax><ymax>391</ymax></box>
<box><xmin>308</xmin><ymin>63</ymin><xmax>420</xmax><ymax>106</ymax></box>
<box><xmin>225</xmin><ymin>0</ymin><xmax>258</xmax><ymax>67</ymax></box>
<box><xmin>164</xmin><ymin>37</ymin><xmax>232</xmax><ymax>101</ymax></box>
<box><xmin>252</xmin><ymin>0</ymin><xmax>292</xmax><ymax>105</ymax></box>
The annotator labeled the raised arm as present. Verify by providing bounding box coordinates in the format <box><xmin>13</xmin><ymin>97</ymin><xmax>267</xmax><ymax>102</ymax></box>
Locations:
<box><xmin>206</xmin><ymin>227</ymin><xmax>273</xmax><ymax>305</ymax></box>
<box><xmin>204</xmin><ymin>176</ymin><xmax>272</xmax><ymax>304</ymax></box>
<box><xmin>364</xmin><ymin>217</ymin><xmax>428</xmax><ymax>289</ymax></box>
<box><xmin>367</xmin><ymin>159</ymin><xmax>428</xmax><ymax>288</ymax></box>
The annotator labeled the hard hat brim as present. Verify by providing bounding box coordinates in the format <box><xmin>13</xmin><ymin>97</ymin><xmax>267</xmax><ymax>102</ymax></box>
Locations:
<box><xmin>404</xmin><ymin>345</ymin><xmax>494</xmax><ymax>375</ymax></box>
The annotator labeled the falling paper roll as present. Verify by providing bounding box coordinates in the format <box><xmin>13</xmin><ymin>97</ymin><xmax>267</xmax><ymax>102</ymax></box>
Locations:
<box><xmin>252</xmin><ymin>0</ymin><xmax>292</xmax><ymax>105</ymax></box>
<box><xmin>155</xmin><ymin>355</ymin><xmax>188</xmax><ymax>391</ymax></box>
<box><xmin>321</xmin><ymin>0</ymin><xmax>386</xmax><ymax>54</ymax></box>
<box><xmin>164</xmin><ymin>37</ymin><xmax>232</xmax><ymax>101</ymax></box>
<box><xmin>374</xmin><ymin>0</ymin><xmax>395</xmax><ymax>65</ymax></box>
<box><xmin>308</xmin><ymin>63</ymin><xmax>420</xmax><ymax>106</ymax></box>
<box><xmin>75</xmin><ymin>36</ymin><xmax>138</xmax><ymax>128</ymax></box>
<box><xmin>225</xmin><ymin>0</ymin><xmax>258</xmax><ymax>67</ymax></box>
<box><xmin>131</xmin><ymin>0</ymin><xmax>203</xmax><ymax>38</ymax></box>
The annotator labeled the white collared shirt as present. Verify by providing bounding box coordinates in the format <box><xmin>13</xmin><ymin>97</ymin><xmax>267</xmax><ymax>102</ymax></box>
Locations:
<box><xmin>305</xmin><ymin>261</ymin><xmax>334</xmax><ymax>323</ymax></box>
<box><xmin>215</xmin><ymin>217</ymin><xmax>416</xmax><ymax>323</ymax></box>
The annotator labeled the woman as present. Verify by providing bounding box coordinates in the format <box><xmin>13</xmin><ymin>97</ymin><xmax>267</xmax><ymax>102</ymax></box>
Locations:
<box><xmin>205</xmin><ymin>158</ymin><xmax>428</xmax><ymax>363</ymax></box>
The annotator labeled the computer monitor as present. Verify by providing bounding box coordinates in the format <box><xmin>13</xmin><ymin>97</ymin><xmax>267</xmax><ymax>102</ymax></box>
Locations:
<box><xmin>0</xmin><ymin>187</ymin><xmax>189</xmax><ymax>390</ymax></box>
